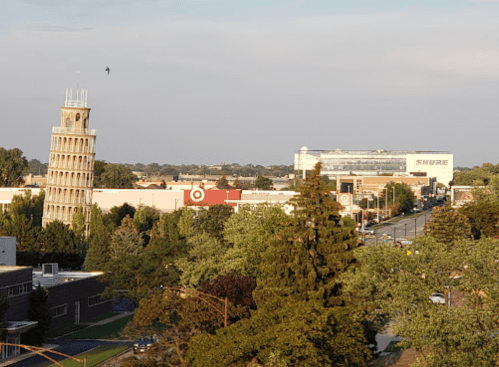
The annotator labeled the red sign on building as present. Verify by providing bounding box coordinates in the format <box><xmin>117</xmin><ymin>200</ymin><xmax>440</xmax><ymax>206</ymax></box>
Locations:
<box><xmin>184</xmin><ymin>188</ymin><xmax>241</xmax><ymax>207</ymax></box>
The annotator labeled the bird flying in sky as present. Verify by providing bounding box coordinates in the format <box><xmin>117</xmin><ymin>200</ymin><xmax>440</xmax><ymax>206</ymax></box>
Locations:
<box><xmin>105</xmin><ymin>67</ymin><xmax>110</xmax><ymax>75</ymax></box>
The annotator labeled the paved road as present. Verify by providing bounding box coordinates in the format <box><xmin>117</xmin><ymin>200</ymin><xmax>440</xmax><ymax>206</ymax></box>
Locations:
<box><xmin>365</xmin><ymin>209</ymin><xmax>432</xmax><ymax>245</ymax></box>
<box><xmin>10</xmin><ymin>339</ymin><xmax>133</xmax><ymax>367</ymax></box>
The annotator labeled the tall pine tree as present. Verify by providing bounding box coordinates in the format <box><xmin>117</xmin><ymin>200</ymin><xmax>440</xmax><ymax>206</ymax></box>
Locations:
<box><xmin>187</xmin><ymin>163</ymin><xmax>374</xmax><ymax>366</ymax></box>
<box><xmin>256</xmin><ymin>161</ymin><xmax>358</xmax><ymax>306</ymax></box>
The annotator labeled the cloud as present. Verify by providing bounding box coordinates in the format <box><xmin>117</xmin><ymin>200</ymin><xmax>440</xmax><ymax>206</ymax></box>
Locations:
<box><xmin>3</xmin><ymin>8</ymin><xmax>499</xmax><ymax>165</ymax></box>
<box><xmin>27</xmin><ymin>22</ymin><xmax>95</xmax><ymax>33</ymax></box>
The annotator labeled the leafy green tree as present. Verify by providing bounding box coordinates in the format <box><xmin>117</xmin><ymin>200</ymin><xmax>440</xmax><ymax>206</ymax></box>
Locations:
<box><xmin>343</xmin><ymin>236</ymin><xmax>499</xmax><ymax>367</ymax></box>
<box><xmin>176</xmin><ymin>233</ymin><xmax>225</xmax><ymax>287</ymax></box>
<box><xmin>380</xmin><ymin>182</ymin><xmax>416</xmax><ymax>214</ymax></box>
<box><xmin>425</xmin><ymin>205</ymin><xmax>471</xmax><ymax>243</ymax></box>
<box><xmin>216</xmin><ymin>174</ymin><xmax>231</xmax><ymax>189</ymax></box>
<box><xmin>8</xmin><ymin>189</ymin><xmax>45</xmax><ymax>227</ymax></box>
<box><xmin>0</xmin><ymin>147</ymin><xmax>29</xmax><ymax>187</ymax></box>
<box><xmin>109</xmin><ymin>215</ymin><xmax>144</xmax><ymax>259</ymax></box>
<box><xmin>459</xmin><ymin>199</ymin><xmax>499</xmax><ymax>239</ymax></box>
<box><xmin>93</xmin><ymin>160</ymin><xmax>107</xmax><ymax>187</ymax></box>
<box><xmin>133</xmin><ymin>205</ymin><xmax>160</xmax><ymax>233</ymax></box>
<box><xmin>21</xmin><ymin>285</ymin><xmax>51</xmax><ymax>346</ymax></box>
<box><xmin>103</xmin><ymin>202</ymin><xmax>136</xmax><ymax>229</ymax></box>
<box><xmin>104</xmin><ymin>239</ymin><xmax>185</xmax><ymax>303</ymax></box>
<box><xmin>149</xmin><ymin>210</ymin><xmax>187</xmax><ymax>245</ymax></box>
<box><xmin>27</xmin><ymin>159</ymin><xmax>48</xmax><ymax>176</ymax></box>
<box><xmin>220</xmin><ymin>205</ymin><xmax>288</xmax><ymax>279</ymax></box>
<box><xmin>194</xmin><ymin>204</ymin><xmax>233</xmax><ymax>240</ymax></box>
<box><xmin>254</xmin><ymin>176</ymin><xmax>273</xmax><ymax>190</ymax></box>
<box><xmin>453</xmin><ymin>163</ymin><xmax>499</xmax><ymax>186</ymax></box>
<box><xmin>99</xmin><ymin>163</ymin><xmax>136</xmax><ymax>188</ymax></box>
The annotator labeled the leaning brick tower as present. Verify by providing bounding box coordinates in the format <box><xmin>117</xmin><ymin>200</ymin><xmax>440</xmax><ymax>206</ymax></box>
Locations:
<box><xmin>42</xmin><ymin>89</ymin><xmax>96</xmax><ymax>233</ymax></box>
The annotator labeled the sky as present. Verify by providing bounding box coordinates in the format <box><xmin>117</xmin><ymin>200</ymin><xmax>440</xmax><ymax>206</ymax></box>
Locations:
<box><xmin>2</xmin><ymin>0</ymin><xmax>499</xmax><ymax>167</ymax></box>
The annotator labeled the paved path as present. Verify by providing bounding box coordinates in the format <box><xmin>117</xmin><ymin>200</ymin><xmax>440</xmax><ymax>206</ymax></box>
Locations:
<box><xmin>4</xmin><ymin>311</ymin><xmax>135</xmax><ymax>367</ymax></box>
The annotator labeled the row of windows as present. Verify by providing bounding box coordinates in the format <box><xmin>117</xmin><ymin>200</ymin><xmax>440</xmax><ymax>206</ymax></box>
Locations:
<box><xmin>8</xmin><ymin>283</ymin><xmax>32</xmax><ymax>297</ymax></box>
<box><xmin>88</xmin><ymin>295</ymin><xmax>106</xmax><ymax>307</ymax></box>
<box><xmin>51</xmin><ymin>294</ymin><xmax>107</xmax><ymax>319</ymax></box>
<box><xmin>51</xmin><ymin>304</ymin><xmax>67</xmax><ymax>318</ymax></box>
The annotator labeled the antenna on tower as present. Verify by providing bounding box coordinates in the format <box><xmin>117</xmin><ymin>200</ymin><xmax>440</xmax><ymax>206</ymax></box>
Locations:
<box><xmin>64</xmin><ymin>87</ymin><xmax>88</xmax><ymax>107</ymax></box>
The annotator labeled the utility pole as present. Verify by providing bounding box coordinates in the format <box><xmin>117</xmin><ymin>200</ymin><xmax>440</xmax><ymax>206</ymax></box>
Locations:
<box><xmin>385</xmin><ymin>188</ymin><xmax>388</xmax><ymax>219</ymax></box>
<box><xmin>377</xmin><ymin>191</ymin><xmax>380</xmax><ymax>222</ymax></box>
<box><xmin>414</xmin><ymin>218</ymin><xmax>417</xmax><ymax>237</ymax></box>
<box><xmin>405</xmin><ymin>223</ymin><xmax>407</xmax><ymax>237</ymax></box>
<box><xmin>393</xmin><ymin>186</ymin><xmax>396</xmax><ymax>207</ymax></box>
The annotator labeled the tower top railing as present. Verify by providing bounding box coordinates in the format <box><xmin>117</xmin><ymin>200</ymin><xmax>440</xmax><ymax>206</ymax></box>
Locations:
<box><xmin>52</xmin><ymin>126</ymin><xmax>96</xmax><ymax>136</ymax></box>
<box><xmin>65</xmin><ymin>88</ymin><xmax>88</xmax><ymax>108</ymax></box>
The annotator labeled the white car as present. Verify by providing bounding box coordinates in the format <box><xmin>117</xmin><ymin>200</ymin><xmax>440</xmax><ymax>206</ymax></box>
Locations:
<box><xmin>429</xmin><ymin>293</ymin><xmax>445</xmax><ymax>304</ymax></box>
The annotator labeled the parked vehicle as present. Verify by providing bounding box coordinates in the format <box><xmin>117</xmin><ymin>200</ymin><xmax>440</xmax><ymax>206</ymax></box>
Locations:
<box><xmin>396</xmin><ymin>238</ymin><xmax>413</xmax><ymax>246</ymax></box>
<box><xmin>359</xmin><ymin>228</ymin><xmax>375</xmax><ymax>235</ymax></box>
<box><xmin>429</xmin><ymin>293</ymin><xmax>445</xmax><ymax>304</ymax></box>
<box><xmin>134</xmin><ymin>336</ymin><xmax>154</xmax><ymax>354</ymax></box>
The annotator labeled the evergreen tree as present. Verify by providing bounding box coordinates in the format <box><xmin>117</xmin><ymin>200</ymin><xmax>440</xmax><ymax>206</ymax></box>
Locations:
<box><xmin>187</xmin><ymin>163</ymin><xmax>373</xmax><ymax>366</ymax></box>
<box><xmin>72</xmin><ymin>206</ymin><xmax>85</xmax><ymax>238</ymax></box>
<box><xmin>22</xmin><ymin>285</ymin><xmax>51</xmax><ymax>346</ymax></box>
<box><xmin>256</xmin><ymin>161</ymin><xmax>358</xmax><ymax>306</ymax></box>
<box><xmin>89</xmin><ymin>203</ymin><xmax>105</xmax><ymax>236</ymax></box>
<box><xmin>0</xmin><ymin>296</ymin><xmax>9</xmax><ymax>334</ymax></box>
<box><xmin>41</xmin><ymin>221</ymin><xmax>84</xmax><ymax>268</ymax></box>
<box><xmin>85</xmin><ymin>225</ymin><xmax>111</xmax><ymax>271</ymax></box>
<box><xmin>109</xmin><ymin>215</ymin><xmax>144</xmax><ymax>259</ymax></box>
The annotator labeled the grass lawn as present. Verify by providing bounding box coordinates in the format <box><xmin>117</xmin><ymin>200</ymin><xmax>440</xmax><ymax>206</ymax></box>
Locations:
<box><xmin>384</xmin><ymin>340</ymin><xmax>405</xmax><ymax>353</ymax></box>
<box><xmin>86</xmin><ymin>311</ymin><xmax>119</xmax><ymax>323</ymax></box>
<box><xmin>64</xmin><ymin>315</ymin><xmax>134</xmax><ymax>340</ymax></box>
<box><xmin>47</xmin><ymin>324</ymin><xmax>88</xmax><ymax>339</ymax></box>
<box><xmin>47</xmin><ymin>344</ymin><xmax>129</xmax><ymax>367</ymax></box>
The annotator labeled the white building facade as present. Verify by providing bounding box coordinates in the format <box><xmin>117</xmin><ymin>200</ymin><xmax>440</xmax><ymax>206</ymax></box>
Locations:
<box><xmin>295</xmin><ymin>147</ymin><xmax>453</xmax><ymax>186</ymax></box>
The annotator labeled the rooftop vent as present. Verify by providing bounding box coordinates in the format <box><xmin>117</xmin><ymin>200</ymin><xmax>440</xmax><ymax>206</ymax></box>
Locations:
<box><xmin>42</xmin><ymin>263</ymin><xmax>59</xmax><ymax>277</ymax></box>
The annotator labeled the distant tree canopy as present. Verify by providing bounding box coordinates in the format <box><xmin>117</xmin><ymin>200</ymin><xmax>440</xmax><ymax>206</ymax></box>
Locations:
<box><xmin>0</xmin><ymin>147</ymin><xmax>28</xmax><ymax>187</ymax></box>
<box><xmin>380</xmin><ymin>182</ymin><xmax>416</xmax><ymax>214</ymax></box>
<box><xmin>94</xmin><ymin>161</ymin><xmax>136</xmax><ymax>188</ymax></box>
<box><xmin>453</xmin><ymin>163</ymin><xmax>499</xmax><ymax>186</ymax></box>
<box><xmin>27</xmin><ymin>159</ymin><xmax>48</xmax><ymax>176</ymax></box>
<box><xmin>254</xmin><ymin>176</ymin><xmax>273</xmax><ymax>190</ymax></box>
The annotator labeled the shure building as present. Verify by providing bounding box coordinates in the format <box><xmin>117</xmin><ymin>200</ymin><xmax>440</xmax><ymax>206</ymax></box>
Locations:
<box><xmin>294</xmin><ymin>147</ymin><xmax>453</xmax><ymax>186</ymax></box>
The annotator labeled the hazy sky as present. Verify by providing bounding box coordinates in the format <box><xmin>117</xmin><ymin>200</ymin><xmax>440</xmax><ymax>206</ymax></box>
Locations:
<box><xmin>2</xmin><ymin>0</ymin><xmax>499</xmax><ymax>167</ymax></box>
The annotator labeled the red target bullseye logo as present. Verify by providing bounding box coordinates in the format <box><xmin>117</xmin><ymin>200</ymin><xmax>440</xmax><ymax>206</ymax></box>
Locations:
<box><xmin>190</xmin><ymin>188</ymin><xmax>205</xmax><ymax>202</ymax></box>
<box><xmin>339</xmin><ymin>194</ymin><xmax>350</xmax><ymax>205</ymax></box>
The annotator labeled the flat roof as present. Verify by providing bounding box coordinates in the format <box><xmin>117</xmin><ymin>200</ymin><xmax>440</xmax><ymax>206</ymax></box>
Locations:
<box><xmin>297</xmin><ymin>149</ymin><xmax>451</xmax><ymax>154</ymax></box>
<box><xmin>0</xmin><ymin>266</ymin><xmax>30</xmax><ymax>273</ymax></box>
<box><xmin>33</xmin><ymin>270</ymin><xmax>104</xmax><ymax>288</ymax></box>
<box><xmin>5</xmin><ymin>321</ymin><xmax>38</xmax><ymax>334</ymax></box>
